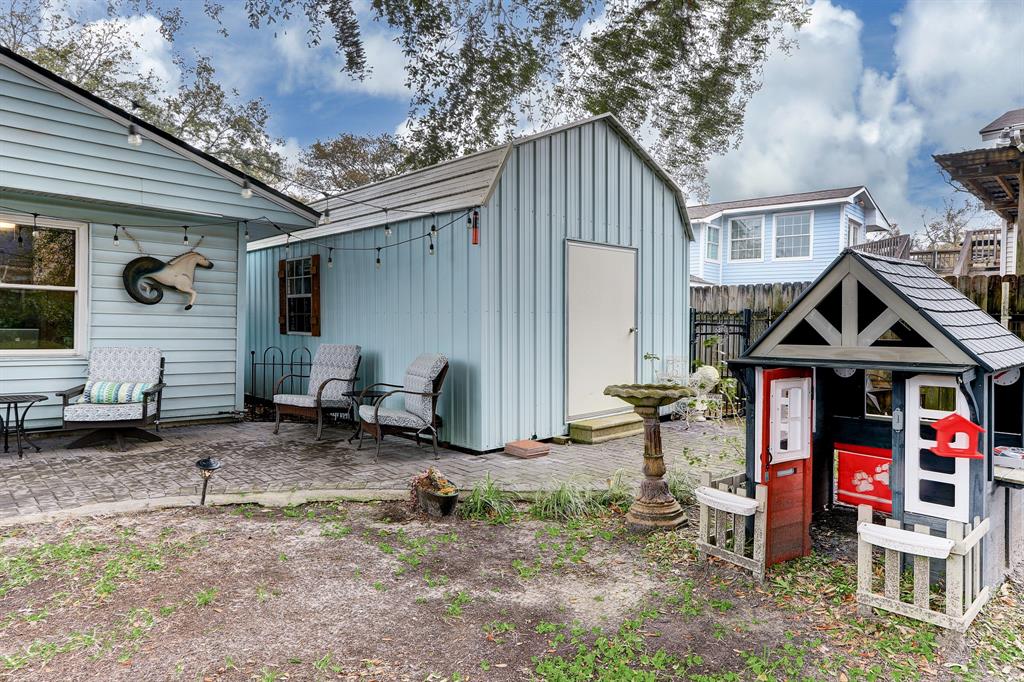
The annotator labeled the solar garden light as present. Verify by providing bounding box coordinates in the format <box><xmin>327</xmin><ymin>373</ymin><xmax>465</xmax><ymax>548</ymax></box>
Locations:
<box><xmin>195</xmin><ymin>457</ymin><xmax>222</xmax><ymax>506</ymax></box>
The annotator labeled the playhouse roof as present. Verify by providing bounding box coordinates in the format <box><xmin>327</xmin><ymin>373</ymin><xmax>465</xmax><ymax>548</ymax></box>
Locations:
<box><xmin>737</xmin><ymin>249</ymin><xmax>1024</xmax><ymax>373</ymax></box>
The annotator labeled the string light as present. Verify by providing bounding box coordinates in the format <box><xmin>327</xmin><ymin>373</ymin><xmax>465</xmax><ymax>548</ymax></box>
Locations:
<box><xmin>113</xmin><ymin>224</ymin><xmax>120</xmax><ymax>246</ymax></box>
<box><xmin>320</xmin><ymin>196</ymin><xmax>331</xmax><ymax>225</ymax></box>
<box><xmin>428</xmin><ymin>234</ymin><xmax>435</xmax><ymax>256</ymax></box>
<box><xmin>243</xmin><ymin>221</ymin><xmax>249</xmax><ymax>242</ymax></box>
<box><xmin>430</xmin><ymin>215</ymin><xmax>438</xmax><ymax>239</ymax></box>
<box><xmin>285</xmin><ymin>235</ymin><xmax>290</xmax><ymax>256</ymax></box>
<box><xmin>126</xmin><ymin>123</ymin><xmax>142</xmax><ymax>147</ymax></box>
<box><xmin>375</xmin><ymin>248</ymin><xmax>382</xmax><ymax>270</ymax></box>
<box><xmin>240</xmin><ymin>179</ymin><xmax>253</xmax><ymax>199</ymax></box>
<box><xmin>327</xmin><ymin>247</ymin><xmax>334</xmax><ymax>268</ymax></box>
<box><xmin>384</xmin><ymin>209</ymin><xmax>391</xmax><ymax>237</ymax></box>
<box><xmin>182</xmin><ymin>225</ymin><xmax>189</xmax><ymax>245</ymax></box>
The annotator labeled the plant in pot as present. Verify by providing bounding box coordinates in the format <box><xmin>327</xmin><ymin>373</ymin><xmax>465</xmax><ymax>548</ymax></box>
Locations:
<box><xmin>411</xmin><ymin>467</ymin><xmax>459</xmax><ymax>517</ymax></box>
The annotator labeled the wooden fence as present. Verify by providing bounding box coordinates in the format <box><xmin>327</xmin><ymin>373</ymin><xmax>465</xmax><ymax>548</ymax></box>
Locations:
<box><xmin>856</xmin><ymin>505</ymin><xmax>990</xmax><ymax>632</ymax></box>
<box><xmin>691</xmin><ymin>273</ymin><xmax>1024</xmax><ymax>340</ymax></box>
<box><xmin>695</xmin><ymin>471</ymin><xmax>768</xmax><ymax>581</ymax></box>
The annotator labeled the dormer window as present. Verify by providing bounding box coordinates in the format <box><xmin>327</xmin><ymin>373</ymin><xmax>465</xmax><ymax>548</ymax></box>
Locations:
<box><xmin>729</xmin><ymin>216</ymin><xmax>763</xmax><ymax>261</ymax></box>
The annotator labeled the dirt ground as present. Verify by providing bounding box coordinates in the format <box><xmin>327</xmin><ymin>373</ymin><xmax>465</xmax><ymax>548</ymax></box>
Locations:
<box><xmin>1</xmin><ymin>499</ymin><xmax>1022</xmax><ymax>681</ymax></box>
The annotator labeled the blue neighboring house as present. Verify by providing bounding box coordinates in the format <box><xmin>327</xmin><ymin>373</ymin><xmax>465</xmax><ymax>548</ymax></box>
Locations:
<box><xmin>687</xmin><ymin>186</ymin><xmax>891</xmax><ymax>286</ymax></box>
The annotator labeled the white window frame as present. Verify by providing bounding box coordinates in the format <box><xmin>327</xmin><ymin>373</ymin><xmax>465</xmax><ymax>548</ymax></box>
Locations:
<box><xmin>727</xmin><ymin>214</ymin><xmax>765</xmax><ymax>263</ymax></box>
<box><xmin>772</xmin><ymin>210</ymin><xmax>814</xmax><ymax>261</ymax></box>
<box><xmin>285</xmin><ymin>256</ymin><xmax>313</xmax><ymax>336</ymax></box>
<box><xmin>0</xmin><ymin>212</ymin><xmax>89</xmax><ymax>357</ymax></box>
<box><xmin>704</xmin><ymin>222</ymin><xmax>721</xmax><ymax>263</ymax></box>
<box><xmin>847</xmin><ymin>217</ymin><xmax>862</xmax><ymax>248</ymax></box>
<box><xmin>769</xmin><ymin>377</ymin><xmax>812</xmax><ymax>464</ymax></box>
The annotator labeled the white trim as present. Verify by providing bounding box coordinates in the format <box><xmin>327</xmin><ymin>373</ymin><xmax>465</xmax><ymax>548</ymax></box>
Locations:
<box><xmin>771</xmin><ymin>210</ymin><xmax>814</xmax><ymax>261</ymax></box>
<box><xmin>704</xmin><ymin>220</ymin><xmax>721</xmax><ymax>263</ymax></box>
<box><xmin>692</xmin><ymin>191</ymin><xmax>865</xmax><ymax>223</ymax></box>
<box><xmin>0</xmin><ymin>52</ymin><xmax>318</xmax><ymax>225</ymax></box>
<box><xmin>727</xmin><ymin>214</ymin><xmax>765</xmax><ymax>263</ymax></box>
<box><xmin>0</xmin><ymin>211</ymin><xmax>89</xmax><ymax>357</ymax></box>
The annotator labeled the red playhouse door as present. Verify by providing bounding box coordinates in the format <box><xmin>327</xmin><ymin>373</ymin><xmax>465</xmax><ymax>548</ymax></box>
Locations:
<box><xmin>759</xmin><ymin>368</ymin><xmax>813</xmax><ymax>566</ymax></box>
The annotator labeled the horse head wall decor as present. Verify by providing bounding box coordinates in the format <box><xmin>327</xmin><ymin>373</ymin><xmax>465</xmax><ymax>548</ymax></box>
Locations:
<box><xmin>123</xmin><ymin>250</ymin><xmax>214</xmax><ymax>311</ymax></box>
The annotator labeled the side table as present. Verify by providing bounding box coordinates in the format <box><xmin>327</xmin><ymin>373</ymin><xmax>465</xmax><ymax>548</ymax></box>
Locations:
<box><xmin>0</xmin><ymin>394</ymin><xmax>47</xmax><ymax>459</ymax></box>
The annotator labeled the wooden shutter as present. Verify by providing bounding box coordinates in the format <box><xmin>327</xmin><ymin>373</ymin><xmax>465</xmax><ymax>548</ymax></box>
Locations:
<box><xmin>278</xmin><ymin>259</ymin><xmax>287</xmax><ymax>334</ymax></box>
<box><xmin>310</xmin><ymin>254</ymin><xmax>321</xmax><ymax>337</ymax></box>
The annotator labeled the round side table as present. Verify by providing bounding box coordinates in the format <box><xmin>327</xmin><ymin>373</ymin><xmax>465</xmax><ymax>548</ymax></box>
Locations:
<box><xmin>0</xmin><ymin>394</ymin><xmax>47</xmax><ymax>459</ymax></box>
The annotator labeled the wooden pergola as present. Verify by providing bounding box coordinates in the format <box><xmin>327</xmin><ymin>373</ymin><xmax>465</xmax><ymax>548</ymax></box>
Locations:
<box><xmin>934</xmin><ymin>144</ymin><xmax>1023</xmax><ymax>270</ymax></box>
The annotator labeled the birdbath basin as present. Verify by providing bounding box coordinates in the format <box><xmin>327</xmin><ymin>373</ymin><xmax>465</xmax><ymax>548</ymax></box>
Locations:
<box><xmin>604</xmin><ymin>383</ymin><xmax>695</xmax><ymax>532</ymax></box>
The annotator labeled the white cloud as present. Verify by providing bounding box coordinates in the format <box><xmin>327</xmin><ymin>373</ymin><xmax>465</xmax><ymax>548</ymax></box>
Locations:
<box><xmin>703</xmin><ymin>0</ymin><xmax>1021</xmax><ymax>233</ymax></box>
<box><xmin>274</xmin><ymin>26</ymin><xmax>408</xmax><ymax>98</ymax></box>
<box><xmin>87</xmin><ymin>14</ymin><xmax>180</xmax><ymax>97</ymax></box>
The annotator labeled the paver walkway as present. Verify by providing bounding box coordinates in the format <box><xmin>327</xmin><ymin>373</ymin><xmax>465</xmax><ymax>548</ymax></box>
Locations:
<box><xmin>0</xmin><ymin>418</ymin><xmax>744</xmax><ymax>522</ymax></box>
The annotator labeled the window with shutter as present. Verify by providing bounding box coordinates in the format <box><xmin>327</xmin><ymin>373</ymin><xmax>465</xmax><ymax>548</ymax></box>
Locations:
<box><xmin>279</xmin><ymin>255</ymin><xmax>320</xmax><ymax>335</ymax></box>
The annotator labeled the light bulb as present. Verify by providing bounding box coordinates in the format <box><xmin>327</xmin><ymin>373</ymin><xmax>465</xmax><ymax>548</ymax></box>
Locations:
<box><xmin>127</xmin><ymin>123</ymin><xmax>142</xmax><ymax>147</ymax></box>
<box><xmin>241</xmin><ymin>179</ymin><xmax>253</xmax><ymax>199</ymax></box>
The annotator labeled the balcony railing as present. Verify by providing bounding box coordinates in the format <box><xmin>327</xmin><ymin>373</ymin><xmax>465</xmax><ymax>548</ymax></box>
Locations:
<box><xmin>909</xmin><ymin>228</ymin><xmax>1003</xmax><ymax>275</ymax></box>
<box><xmin>852</xmin><ymin>234</ymin><xmax>912</xmax><ymax>259</ymax></box>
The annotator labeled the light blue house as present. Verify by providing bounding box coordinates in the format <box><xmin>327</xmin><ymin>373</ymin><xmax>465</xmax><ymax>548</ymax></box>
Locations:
<box><xmin>247</xmin><ymin>114</ymin><xmax>694</xmax><ymax>452</ymax></box>
<box><xmin>0</xmin><ymin>46</ymin><xmax>318</xmax><ymax>430</ymax></box>
<box><xmin>687</xmin><ymin>186</ymin><xmax>890</xmax><ymax>286</ymax></box>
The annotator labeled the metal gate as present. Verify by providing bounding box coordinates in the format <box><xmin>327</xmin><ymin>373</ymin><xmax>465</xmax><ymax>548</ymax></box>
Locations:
<box><xmin>690</xmin><ymin>308</ymin><xmax>774</xmax><ymax>407</ymax></box>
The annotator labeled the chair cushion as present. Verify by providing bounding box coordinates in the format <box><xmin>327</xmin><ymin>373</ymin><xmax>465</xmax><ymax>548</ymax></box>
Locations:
<box><xmin>88</xmin><ymin>347</ymin><xmax>162</xmax><ymax>383</ymax></box>
<box><xmin>358</xmin><ymin>405</ymin><xmax>427</xmax><ymax>428</ymax></box>
<box><xmin>403</xmin><ymin>353</ymin><xmax>447</xmax><ymax>422</ymax></box>
<box><xmin>78</xmin><ymin>381</ymin><xmax>154</xmax><ymax>404</ymax></box>
<box><xmin>307</xmin><ymin>344</ymin><xmax>361</xmax><ymax>401</ymax></box>
<box><xmin>64</xmin><ymin>402</ymin><xmax>145</xmax><ymax>423</ymax></box>
<box><xmin>273</xmin><ymin>394</ymin><xmax>351</xmax><ymax>409</ymax></box>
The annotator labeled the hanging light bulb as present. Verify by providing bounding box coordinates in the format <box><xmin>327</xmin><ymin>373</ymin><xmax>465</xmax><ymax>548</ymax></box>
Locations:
<box><xmin>113</xmin><ymin>224</ymin><xmax>120</xmax><ymax>246</ymax></box>
<box><xmin>285</xmin><ymin>235</ymin><xmax>290</xmax><ymax>255</ymax></box>
<box><xmin>327</xmin><ymin>248</ymin><xmax>334</xmax><ymax>268</ymax></box>
<box><xmin>243</xmin><ymin>221</ymin><xmax>250</xmax><ymax>242</ymax></box>
<box><xmin>240</xmin><ymin>179</ymin><xmax>253</xmax><ymax>199</ymax></box>
<box><xmin>467</xmin><ymin>212</ymin><xmax>473</xmax><ymax>231</ymax></box>
<box><xmin>430</xmin><ymin>221</ymin><xmax>438</xmax><ymax>239</ymax></box>
<box><xmin>428</xmin><ymin>235</ymin><xmax>435</xmax><ymax>256</ymax></box>
<box><xmin>383</xmin><ymin>209</ymin><xmax>391</xmax><ymax>237</ymax></box>
<box><xmin>127</xmin><ymin>123</ymin><xmax>143</xmax><ymax>147</ymax></box>
<box><xmin>182</xmin><ymin>225</ymin><xmax>189</xmax><ymax>245</ymax></box>
<box><xmin>320</xmin><ymin>196</ymin><xmax>331</xmax><ymax>225</ymax></box>
<box><xmin>375</xmin><ymin>248</ymin><xmax>382</xmax><ymax>270</ymax></box>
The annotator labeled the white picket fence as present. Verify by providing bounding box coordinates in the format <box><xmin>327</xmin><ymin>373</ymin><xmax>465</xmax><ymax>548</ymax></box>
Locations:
<box><xmin>856</xmin><ymin>504</ymin><xmax>990</xmax><ymax>632</ymax></box>
<box><xmin>695</xmin><ymin>471</ymin><xmax>767</xmax><ymax>581</ymax></box>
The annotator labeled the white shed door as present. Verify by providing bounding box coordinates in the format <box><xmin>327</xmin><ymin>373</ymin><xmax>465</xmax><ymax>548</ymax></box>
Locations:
<box><xmin>566</xmin><ymin>242</ymin><xmax>636</xmax><ymax>421</ymax></box>
<box><xmin>905</xmin><ymin>375</ymin><xmax>970</xmax><ymax>523</ymax></box>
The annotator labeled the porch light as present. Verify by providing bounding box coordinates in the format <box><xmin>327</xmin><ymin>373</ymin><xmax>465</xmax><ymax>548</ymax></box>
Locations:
<box><xmin>195</xmin><ymin>457</ymin><xmax>222</xmax><ymax>506</ymax></box>
<box><xmin>241</xmin><ymin>179</ymin><xmax>253</xmax><ymax>199</ymax></box>
<box><xmin>127</xmin><ymin>123</ymin><xmax>143</xmax><ymax>147</ymax></box>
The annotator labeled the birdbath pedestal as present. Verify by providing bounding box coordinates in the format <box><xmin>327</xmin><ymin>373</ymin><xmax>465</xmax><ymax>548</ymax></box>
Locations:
<box><xmin>604</xmin><ymin>383</ymin><xmax>695</xmax><ymax>532</ymax></box>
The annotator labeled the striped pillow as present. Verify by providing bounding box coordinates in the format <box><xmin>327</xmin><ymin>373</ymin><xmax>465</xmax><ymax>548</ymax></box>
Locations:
<box><xmin>77</xmin><ymin>381</ymin><xmax>154</xmax><ymax>404</ymax></box>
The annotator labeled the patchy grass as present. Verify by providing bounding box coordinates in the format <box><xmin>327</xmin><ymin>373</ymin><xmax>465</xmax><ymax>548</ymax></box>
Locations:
<box><xmin>458</xmin><ymin>474</ymin><xmax>517</xmax><ymax>524</ymax></box>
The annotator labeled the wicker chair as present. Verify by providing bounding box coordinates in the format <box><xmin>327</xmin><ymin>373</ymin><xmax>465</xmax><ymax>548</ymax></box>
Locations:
<box><xmin>56</xmin><ymin>346</ymin><xmax>166</xmax><ymax>451</ymax></box>
<box><xmin>358</xmin><ymin>353</ymin><xmax>449</xmax><ymax>460</ymax></box>
<box><xmin>273</xmin><ymin>344</ymin><xmax>361</xmax><ymax>440</ymax></box>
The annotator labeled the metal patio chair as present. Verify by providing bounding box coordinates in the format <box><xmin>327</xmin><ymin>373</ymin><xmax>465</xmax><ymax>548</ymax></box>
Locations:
<box><xmin>358</xmin><ymin>353</ymin><xmax>449</xmax><ymax>460</ymax></box>
<box><xmin>273</xmin><ymin>344</ymin><xmax>361</xmax><ymax>440</ymax></box>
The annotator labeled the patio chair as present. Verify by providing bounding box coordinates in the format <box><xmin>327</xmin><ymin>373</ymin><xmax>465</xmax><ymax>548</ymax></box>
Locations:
<box><xmin>56</xmin><ymin>346</ymin><xmax>166</xmax><ymax>451</ymax></box>
<box><xmin>273</xmin><ymin>344</ymin><xmax>361</xmax><ymax>440</ymax></box>
<box><xmin>358</xmin><ymin>353</ymin><xmax>449</xmax><ymax>461</ymax></box>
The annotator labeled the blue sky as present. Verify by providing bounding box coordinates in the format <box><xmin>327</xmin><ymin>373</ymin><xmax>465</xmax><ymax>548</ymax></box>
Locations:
<box><xmin>88</xmin><ymin>0</ymin><xmax>1024</xmax><ymax>231</ymax></box>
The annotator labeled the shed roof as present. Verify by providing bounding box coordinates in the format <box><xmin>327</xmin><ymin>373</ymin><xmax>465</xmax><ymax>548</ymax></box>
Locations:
<box><xmin>980</xmin><ymin>108</ymin><xmax>1024</xmax><ymax>135</ymax></box>
<box><xmin>249</xmin><ymin>113</ymin><xmax>693</xmax><ymax>250</ymax></box>
<box><xmin>686</xmin><ymin>186</ymin><xmax>865</xmax><ymax>220</ymax></box>
<box><xmin>741</xmin><ymin>248</ymin><xmax>1024</xmax><ymax>373</ymax></box>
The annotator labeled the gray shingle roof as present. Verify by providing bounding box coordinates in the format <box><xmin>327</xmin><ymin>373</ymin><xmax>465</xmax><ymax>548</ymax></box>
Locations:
<box><xmin>979</xmin><ymin>108</ymin><xmax>1024</xmax><ymax>135</ymax></box>
<box><xmin>851</xmin><ymin>250</ymin><xmax>1024</xmax><ymax>372</ymax></box>
<box><xmin>687</xmin><ymin>186</ymin><xmax>864</xmax><ymax>220</ymax></box>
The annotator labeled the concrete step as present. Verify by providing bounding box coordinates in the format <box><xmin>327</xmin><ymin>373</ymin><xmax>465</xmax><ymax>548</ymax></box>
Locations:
<box><xmin>568</xmin><ymin>412</ymin><xmax>643</xmax><ymax>444</ymax></box>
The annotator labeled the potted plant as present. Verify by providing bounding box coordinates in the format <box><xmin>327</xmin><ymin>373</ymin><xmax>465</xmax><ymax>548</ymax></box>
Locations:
<box><xmin>411</xmin><ymin>467</ymin><xmax>459</xmax><ymax>517</ymax></box>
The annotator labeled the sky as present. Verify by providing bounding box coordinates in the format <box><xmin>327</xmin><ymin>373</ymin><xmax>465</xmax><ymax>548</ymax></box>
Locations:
<box><xmin>72</xmin><ymin>0</ymin><xmax>1024</xmax><ymax>232</ymax></box>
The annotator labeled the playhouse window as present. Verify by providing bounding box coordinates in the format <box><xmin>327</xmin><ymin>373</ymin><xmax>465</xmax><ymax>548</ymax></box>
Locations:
<box><xmin>285</xmin><ymin>257</ymin><xmax>313</xmax><ymax>334</ymax></box>
<box><xmin>729</xmin><ymin>216</ymin><xmax>763</xmax><ymax>261</ymax></box>
<box><xmin>0</xmin><ymin>217</ymin><xmax>84</xmax><ymax>354</ymax></box>
<box><xmin>865</xmin><ymin>369</ymin><xmax>893</xmax><ymax>418</ymax></box>
<box><xmin>705</xmin><ymin>224</ymin><xmax>720</xmax><ymax>261</ymax></box>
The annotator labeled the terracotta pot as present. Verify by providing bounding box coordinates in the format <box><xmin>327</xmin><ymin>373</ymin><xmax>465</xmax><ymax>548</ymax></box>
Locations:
<box><xmin>416</xmin><ymin>486</ymin><xmax>458</xmax><ymax>517</ymax></box>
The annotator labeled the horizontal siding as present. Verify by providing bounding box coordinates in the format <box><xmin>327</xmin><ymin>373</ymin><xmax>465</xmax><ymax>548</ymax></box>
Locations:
<box><xmin>0</xmin><ymin>201</ymin><xmax>242</xmax><ymax>430</ymax></box>
<box><xmin>480</xmin><ymin>118</ymin><xmax>690</xmax><ymax>450</ymax></box>
<box><xmin>719</xmin><ymin>204</ymin><xmax>844</xmax><ymax>285</ymax></box>
<box><xmin>0</xmin><ymin>62</ymin><xmax>312</xmax><ymax>228</ymax></box>
<box><xmin>246</xmin><ymin>211</ymin><xmax>484</xmax><ymax>449</ymax></box>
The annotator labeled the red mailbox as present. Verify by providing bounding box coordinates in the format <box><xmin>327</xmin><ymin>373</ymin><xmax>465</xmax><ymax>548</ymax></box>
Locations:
<box><xmin>929</xmin><ymin>413</ymin><xmax>984</xmax><ymax>460</ymax></box>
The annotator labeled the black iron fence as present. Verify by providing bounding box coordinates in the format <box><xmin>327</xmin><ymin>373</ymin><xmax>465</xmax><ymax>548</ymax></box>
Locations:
<box><xmin>690</xmin><ymin>308</ymin><xmax>775</xmax><ymax>404</ymax></box>
<box><xmin>247</xmin><ymin>347</ymin><xmax>312</xmax><ymax>416</ymax></box>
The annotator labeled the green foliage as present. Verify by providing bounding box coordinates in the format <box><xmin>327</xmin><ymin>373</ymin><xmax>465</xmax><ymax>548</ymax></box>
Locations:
<box><xmin>194</xmin><ymin>588</ymin><xmax>218</xmax><ymax>607</ymax></box>
<box><xmin>529</xmin><ymin>481</ymin><xmax>604</xmax><ymax>521</ymax></box>
<box><xmin>444</xmin><ymin>590</ymin><xmax>473</xmax><ymax>617</ymax></box>
<box><xmin>666</xmin><ymin>471</ymin><xmax>695</xmax><ymax>506</ymax></box>
<box><xmin>458</xmin><ymin>475</ymin><xmax>517</xmax><ymax>524</ymax></box>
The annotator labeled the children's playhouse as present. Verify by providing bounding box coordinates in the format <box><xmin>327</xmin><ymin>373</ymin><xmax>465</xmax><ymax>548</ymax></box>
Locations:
<box><xmin>699</xmin><ymin>248</ymin><xmax>1024</xmax><ymax>631</ymax></box>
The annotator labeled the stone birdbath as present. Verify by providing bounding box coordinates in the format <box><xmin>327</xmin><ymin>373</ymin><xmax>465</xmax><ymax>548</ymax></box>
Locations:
<box><xmin>603</xmin><ymin>383</ymin><xmax>695</xmax><ymax>532</ymax></box>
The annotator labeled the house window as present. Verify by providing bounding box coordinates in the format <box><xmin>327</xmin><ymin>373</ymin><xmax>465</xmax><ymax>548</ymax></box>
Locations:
<box><xmin>705</xmin><ymin>224</ymin><xmax>720</xmax><ymax>261</ymax></box>
<box><xmin>865</xmin><ymin>369</ymin><xmax>893</xmax><ymax>418</ymax></box>
<box><xmin>278</xmin><ymin>254</ymin><xmax>321</xmax><ymax>336</ymax></box>
<box><xmin>0</xmin><ymin>216</ymin><xmax>85</xmax><ymax>354</ymax></box>
<box><xmin>848</xmin><ymin>218</ymin><xmax>862</xmax><ymax>247</ymax></box>
<box><xmin>729</xmin><ymin>216</ymin><xmax>763</xmax><ymax>261</ymax></box>
<box><xmin>774</xmin><ymin>212</ymin><xmax>812</xmax><ymax>259</ymax></box>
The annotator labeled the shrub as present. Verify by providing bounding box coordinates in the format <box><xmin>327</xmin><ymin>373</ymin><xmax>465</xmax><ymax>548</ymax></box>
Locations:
<box><xmin>529</xmin><ymin>480</ymin><xmax>603</xmax><ymax>521</ymax></box>
<box><xmin>667</xmin><ymin>471</ymin><xmax>695</xmax><ymax>506</ymax></box>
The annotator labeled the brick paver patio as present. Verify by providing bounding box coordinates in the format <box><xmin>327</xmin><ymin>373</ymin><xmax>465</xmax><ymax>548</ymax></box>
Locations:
<box><xmin>0</xmin><ymin>418</ymin><xmax>744</xmax><ymax>523</ymax></box>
